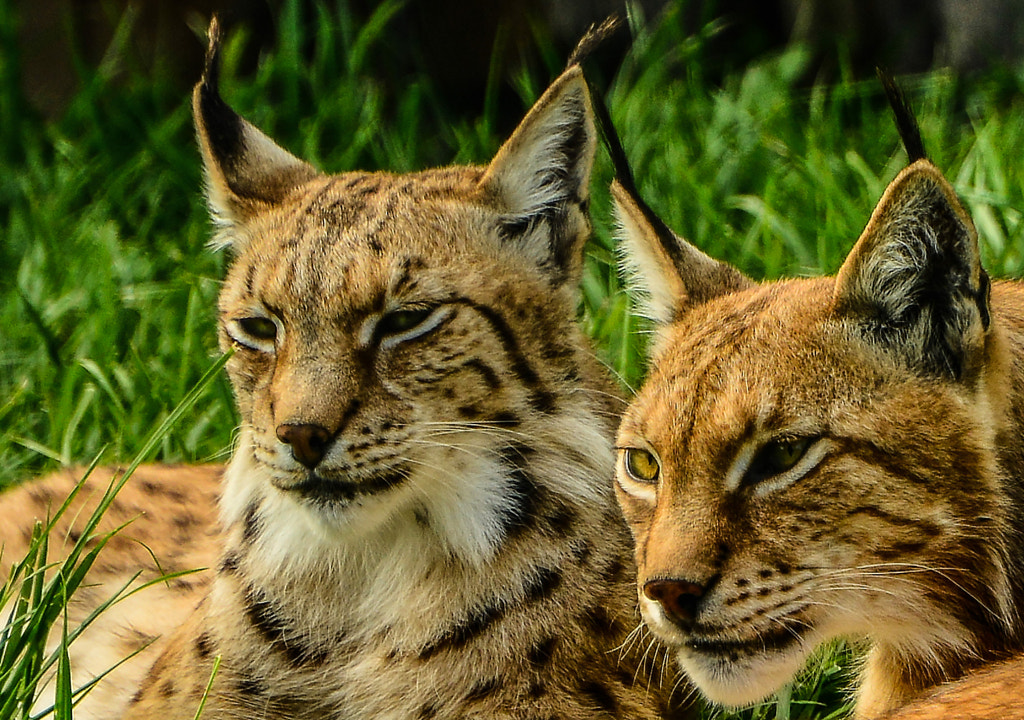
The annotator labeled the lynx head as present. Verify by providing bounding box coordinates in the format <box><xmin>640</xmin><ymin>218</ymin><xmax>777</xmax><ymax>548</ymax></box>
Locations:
<box><xmin>610</xmin><ymin>152</ymin><xmax>1011</xmax><ymax>711</ymax></box>
<box><xmin>194</xmin><ymin>19</ymin><xmax>607</xmax><ymax>568</ymax></box>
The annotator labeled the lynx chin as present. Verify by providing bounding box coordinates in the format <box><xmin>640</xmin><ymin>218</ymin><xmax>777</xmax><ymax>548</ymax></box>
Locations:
<box><xmin>0</xmin><ymin>18</ymin><xmax>692</xmax><ymax>720</ymax></box>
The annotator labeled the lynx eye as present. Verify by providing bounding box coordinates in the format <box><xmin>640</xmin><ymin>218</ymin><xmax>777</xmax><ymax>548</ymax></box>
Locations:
<box><xmin>378</xmin><ymin>308</ymin><xmax>433</xmax><ymax>336</ymax></box>
<box><xmin>750</xmin><ymin>437</ymin><xmax>811</xmax><ymax>480</ymax></box>
<box><xmin>623</xmin><ymin>448</ymin><xmax>660</xmax><ymax>484</ymax></box>
<box><xmin>228</xmin><ymin>316</ymin><xmax>279</xmax><ymax>352</ymax></box>
<box><xmin>374</xmin><ymin>305</ymin><xmax>452</xmax><ymax>349</ymax></box>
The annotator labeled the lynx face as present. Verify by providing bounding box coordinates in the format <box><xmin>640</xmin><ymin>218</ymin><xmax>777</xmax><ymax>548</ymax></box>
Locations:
<box><xmin>195</xmin><ymin>31</ymin><xmax>601</xmax><ymax>566</ymax></box>
<box><xmin>611</xmin><ymin>158</ymin><xmax>1024</xmax><ymax>718</ymax></box>
<box><xmin>216</xmin><ymin>165</ymin><xmax>592</xmax><ymax>551</ymax></box>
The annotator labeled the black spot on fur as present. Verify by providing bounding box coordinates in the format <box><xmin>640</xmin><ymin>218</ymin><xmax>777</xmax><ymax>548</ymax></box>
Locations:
<box><xmin>458</xmin><ymin>404</ymin><xmax>483</xmax><ymax>419</ymax></box>
<box><xmin>418</xmin><ymin>602</ymin><xmax>507</xmax><ymax>660</ymax></box>
<box><xmin>244</xmin><ymin>586</ymin><xmax>329</xmax><ymax>667</ymax></box>
<box><xmin>159</xmin><ymin>679</ymin><xmax>176</xmax><ymax>697</ymax></box>
<box><xmin>237</xmin><ymin>675</ymin><xmax>266</xmax><ymax>696</ymax></box>
<box><xmin>579</xmin><ymin>680</ymin><xmax>619</xmax><ymax>714</ymax></box>
<box><xmin>570</xmin><ymin>538</ymin><xmax>592</xmax><ymax>564</ymax></box>
<box><xmin>544</xmin><ymin>503</ymin><xmax>578</xmax><ymax>537</ymax></box>
<box><xmin>602</xmin><ymin>557</ymin><xmax>624</xmax><ymax>583</ymax></box>
<box><xmin>528</xmin><ymin>680</ymin><xmax>547</xmax><ymax>698</ymax></box>
<box><xmin>242</xmin><ymin>501</ymin><xmax>261</xmax><ymax>543</ymax></box>
<box><xmin>491</xmin><ymin>410</ymin><xmax>520</xmax><ymax>427</ymax></box>
<box><xmin>524</xmin><ymin>566</ymin><xmax>563</xmax><ymax>604</ymax></box>
<box><xmin>580</xmin><ymin>606</ymin><xmax>621</xmax><ymax>639</ymax></box>
<box><xmin>235</xmin><ymin>675</ymin><xmax>266</xmax><ymax>696</ymax></box>
<box><xmin>220</xmin><ymin>552</ymin><xmax>240</xmax><ymax>574</ymax></box>
<box><xmin>527</xmin><ymin>636</ymin><xmax>559</xmax><ymax>667</ymax></box>
<box><xmin>497</xmin><ymin>443</ymin><xmax>543</xmax><ymax>540</ymax></box>
<box><xmin>418</xmin><ymin>703</ymin><xmax>439</xmax><ymax>719</ymax></box>
<box><xmin>195</xmin><ymin>633</ymin><xmax>214</xmax><ymax>660</ymax></box>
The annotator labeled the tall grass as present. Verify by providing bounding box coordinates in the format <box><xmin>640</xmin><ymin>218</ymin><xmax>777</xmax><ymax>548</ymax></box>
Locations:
<box><xmin>1</xmin><ymin>0</ymin><xmax>1022</xmax><ymax>717</ymax></box>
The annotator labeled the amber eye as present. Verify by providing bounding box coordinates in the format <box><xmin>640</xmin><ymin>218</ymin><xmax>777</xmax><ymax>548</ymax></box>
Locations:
<box><xmin>623</xmin><ymin>448</ymin><xmax>660</xmax><ymax>483</ymax></box>
<box><xmin>750</xmin><ymin>437</ymin><xmax>810</xmax><ymax>479</ymax></box>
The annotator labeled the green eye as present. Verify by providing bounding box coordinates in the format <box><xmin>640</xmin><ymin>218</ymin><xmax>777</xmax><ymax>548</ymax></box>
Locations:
<box><xmin>623</xmin><ymin>448</ymin><xmax>660</xmax><ymax>483</ymax></box>
<box><xmin>237</xmin><ymin>317</ymin><xmax>277</xmax><ymax>342</ymax></box>
<box><xmin>378</xmin><ymin>308</ymin><xmax>434</xmax><ymax>337</ymax></box>
<box><xmin>752</xmin><ymin>437</ymin><xmax>810</xmax><ymax>478</ymax></box>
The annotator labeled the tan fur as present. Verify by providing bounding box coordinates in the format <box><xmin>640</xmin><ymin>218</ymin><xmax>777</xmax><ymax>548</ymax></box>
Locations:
<box><xmin>883</xmin><ymin>655</ymin><xmax>1024</xmax><ymax>719</ymax></box>
<box><xmin>612</xmin><ymin>157</ymin><xmax>1024</xmax><ymax>719</ymax></box>
<box><xmin>0</xmin><ymin>20</ymin><xmax>692</xmax><ymax>720</ymax></box>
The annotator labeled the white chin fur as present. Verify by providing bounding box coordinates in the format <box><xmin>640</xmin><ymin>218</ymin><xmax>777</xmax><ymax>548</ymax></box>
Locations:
<box><xmin>675</xmin><ymin>644</ymin><xmax>811</xmax><ymax>708</ymax></box>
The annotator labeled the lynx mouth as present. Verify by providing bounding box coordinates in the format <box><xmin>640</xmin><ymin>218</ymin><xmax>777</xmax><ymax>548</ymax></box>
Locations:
<box><xmin>686</xmin><ymin>625</ymin><xmax>802</xmax><ymax>660</ymax></box>
<box><xmin>275</xmin><ymin>466</ymin><xmax>410</xmax><ymax>506</ymax></box>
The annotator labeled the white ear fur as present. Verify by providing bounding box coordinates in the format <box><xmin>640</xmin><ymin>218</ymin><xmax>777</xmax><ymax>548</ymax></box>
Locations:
<box><xmin>479</xmin><ymin>66</ymin><xmax>596</xmax><ymax>283</ymax></box>
<box><xmin>612</xmin><ymin>182</ymin><xmax>686</xmax><ymax>325</ymax></box>
<box><xmin>611</xmin><ymin>180</ymin><xmax>753</xmax><ymax>325</ymax></box>
<box><xmin>483</xmin><ymin>65</ymin><xmax>595</xmax><ymax>218</ymax></box>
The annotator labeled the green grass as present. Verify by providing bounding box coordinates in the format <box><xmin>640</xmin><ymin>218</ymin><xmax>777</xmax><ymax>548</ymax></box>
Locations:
<box><xmin>1</xmin><ymin>0</ymin><xmax>1023</xmax><ymax>716</ymax></box>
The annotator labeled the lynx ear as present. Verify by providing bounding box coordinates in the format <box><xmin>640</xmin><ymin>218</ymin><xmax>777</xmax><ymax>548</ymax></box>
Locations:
<box><xmin>612</xmin><ymin>181</ymin><xmax>753</xmax><ymax>324</ymax></box>
<box><xmin>834</xmin><ymin>160</ymin><xmax>991</xmax><ymax>380</ymax></box>
<box><xmin>192</xmin><ymin>17</ymin><xmax>319</xmax><ymax>249</ymax></box>
<box><xmin>480</xmin><ymin>65</ymin><xmax>596</xmax><ymax>285</ymax></box>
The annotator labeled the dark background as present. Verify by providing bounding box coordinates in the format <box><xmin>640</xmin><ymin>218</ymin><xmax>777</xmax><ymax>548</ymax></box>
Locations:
<box><xmin>17</xmin><ymin>0</ymin><xmax>1024</xmax><ymax>121</ymax></box>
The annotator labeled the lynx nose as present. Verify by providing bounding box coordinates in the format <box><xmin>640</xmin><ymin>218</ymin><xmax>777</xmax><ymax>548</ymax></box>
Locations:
<box><xmin>644</xmin><ymin>578</ymin><xmax>705</xmax><ymax>627</ymax></box>
<box><xmin>276</xmin><ymin>423</ymin><xmax>332</xmax><ymax>469</ymax></box>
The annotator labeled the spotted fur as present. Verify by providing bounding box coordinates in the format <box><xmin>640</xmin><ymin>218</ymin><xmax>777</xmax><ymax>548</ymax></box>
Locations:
<box><xmin>1</xmin><ymin>18</ymin><xmax>693</xmax><ymax>720</ymax></box>
<box><xmin>609</xmin><ymin>135</ymin><xmax>1024</xmax><ymax>716</ymax></box>
<box><xmin>0</xmin><ymin>465</ymin><xmax>222</xmax><ymax>719</ymax></box>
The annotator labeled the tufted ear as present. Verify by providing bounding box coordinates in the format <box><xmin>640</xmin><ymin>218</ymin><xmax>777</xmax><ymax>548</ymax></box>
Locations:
<box><xmin>611</xmin><ymin>181</ymin><xmax>753</xmax><ymax>325</ymax></box>
<box><xmin>833</xmin><ymin>159</ymin><xmax>991</xmax><ymax>380</ymax></box>
<box><xmin>192</xmin><ymin>17</ymin><xmax>320</xmax><ymax>250</ymax></box>
<box><xmin>479</xmin><ymin>65</ymin><xmax>597</xmax><ymax>285</ymax></box>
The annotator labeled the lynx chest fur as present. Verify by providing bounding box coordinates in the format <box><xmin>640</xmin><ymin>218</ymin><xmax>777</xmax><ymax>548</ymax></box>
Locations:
<box><xmin>68</xmin><ymin>20</ymin><xmax>692</xmax><ymax>720</ymax></box>
<box><xmin>606</xmin><ymin>98</ymin><xmax>1024</xmax><ymax>717</ymax></box>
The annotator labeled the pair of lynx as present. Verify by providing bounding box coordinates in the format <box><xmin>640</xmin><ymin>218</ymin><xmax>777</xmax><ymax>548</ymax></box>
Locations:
<box><xmin>5</xmin><ymin>17</ymin><xmax>1023</xmax><ymax>720</ymax></box>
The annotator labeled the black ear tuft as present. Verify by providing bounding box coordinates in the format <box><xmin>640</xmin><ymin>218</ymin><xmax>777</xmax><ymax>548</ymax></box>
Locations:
<box><xmin>195</xmin><ymin>17</ymin><xmax>245</xmax><ymax>181</ymax></box>
<box><xmin>192</xmin><ymin>16</ymin><xmax>319</xmax><ymax>248</ymax></box>
<box><xmin>586</xmin><ymin>59</ymin><xmax>751</xmax><ymax>323</ymax></box>
<box><xmin>877</xmin><ymin>69</ymin><xmax>927</xmax><ymax>162</ymax></box>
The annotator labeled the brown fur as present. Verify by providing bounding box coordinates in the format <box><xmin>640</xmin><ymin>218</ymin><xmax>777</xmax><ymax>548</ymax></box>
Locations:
<box><xmin>611</xmin><ymin>156</ymin><xmax>1024</xmax><ymax>719</ymax></box>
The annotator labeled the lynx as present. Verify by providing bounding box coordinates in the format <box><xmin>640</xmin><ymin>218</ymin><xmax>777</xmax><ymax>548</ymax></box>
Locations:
<box><xmin>1</xmin><ymin>18</ymin><xmax>692</xmax><ymax>720</ymax></box>
<box><xmin>603</xmin><ymin>83</ymin><xmax>1024</xmax><ymax>718</ymax></box>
